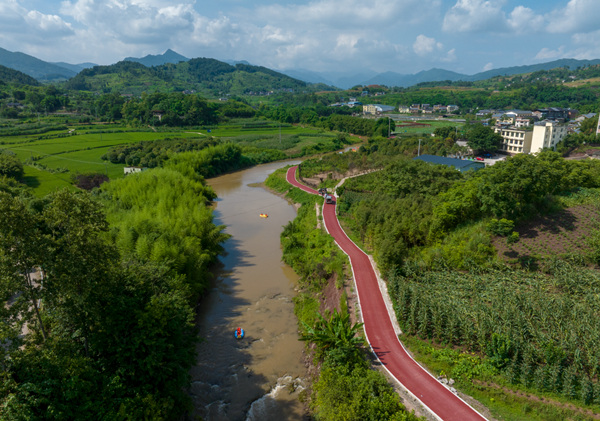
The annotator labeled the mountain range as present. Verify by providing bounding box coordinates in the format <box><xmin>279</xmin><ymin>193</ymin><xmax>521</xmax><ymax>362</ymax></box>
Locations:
<box><xmin>280</xmin><ymin>59</ymin><xmax>600</xmax><ymax>89</ymax></box>
<box><xmin>1</xmin><ymin>46</ymin><xmax>600</xmax><ymax>89</ymax></box>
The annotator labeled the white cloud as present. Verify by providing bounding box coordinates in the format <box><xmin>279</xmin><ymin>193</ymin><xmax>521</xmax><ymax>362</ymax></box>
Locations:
<box><xmin>508</xmin><ymin>6</ymin><xmax>544</xmax><ymax>33</ymax></box>
<box><xmin>483</xmin><ymin>62</ymin><xmax>494</xmax><ymax>71</ymax></box>
<box><xmin>534</xmin><ymin>46</ymin><xmax>565</xmax><ymax>61</ymax></box>
<box><xmin>61</xmin><ymin>0</ymin><xmax>196</xmax><ymax>44</ymax></box>
<box><xmin>442</xmin><ymin>0</ymin><xmax>507</xmax><ymax>33</ymax></box>
<box><xmin>547</xmin><ymin>0</ymin><xmax>600</xmax><ymax>34</ymax></box>
<box><xmin>413</xmin><ymin>34</ymin><xmax>443</xmax><ymax>57</ymax></box>
<box><xmin>0</xmin><ymin>0</ymin><xmax>73</xmax><ymax>51</ymax></box>
<box><xmin>255</xmin><ymin>0</ymin><xmax>440</xmax><ymax>27</ymax></box>
<box><xmin>441</xmin><ymin>48</ymin><xmax>457</xmax><ymax>63</ymax></box>
<box><xmin>567</xmin><ymin>30</ymin><xmax>600</xmax><ymax>60</ymax></box>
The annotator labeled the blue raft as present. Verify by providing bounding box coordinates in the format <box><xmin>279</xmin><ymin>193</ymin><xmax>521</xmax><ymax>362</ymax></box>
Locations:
<box><xmin>234</xmin><ymin>328</ymin><xmax>245</xmax><ymax>339</ymax></box>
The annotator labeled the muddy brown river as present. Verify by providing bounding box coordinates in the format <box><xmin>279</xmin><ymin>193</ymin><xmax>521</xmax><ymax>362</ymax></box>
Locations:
<box><xmin>188</xmin><ymin>161</ymin><xmax>306</xmax><ymax>421</ymax></box>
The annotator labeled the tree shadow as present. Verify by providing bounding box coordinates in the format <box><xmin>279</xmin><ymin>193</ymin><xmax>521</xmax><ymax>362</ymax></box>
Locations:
<box><xmin>517</xmin><ymin>255</ymin><xmax>539</xmax><ymax>271</ymax></box>
<box><xmin>21</xmin><ymin>175</ymin><xmax>40</xmax><ymax>188</ymax></box>
<box><xmin>518</xmin><ymin>209</ymin><xmax>578</xmax><ymax>239</ymax></box>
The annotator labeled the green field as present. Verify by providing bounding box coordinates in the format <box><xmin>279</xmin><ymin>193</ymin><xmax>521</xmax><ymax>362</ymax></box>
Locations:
<box><xmin>2</xmin><ymin>121</ymin><xmax>355</xmax><ymax>195</ymax></box>
<box><xmin>393</xmin><ymin>119</ymin><xmax>464</xmax><ymax>136</ymax></box>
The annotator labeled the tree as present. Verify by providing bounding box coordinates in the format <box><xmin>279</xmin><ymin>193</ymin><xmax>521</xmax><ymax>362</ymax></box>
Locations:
<box><xmin>466</xmin><ymin>124</ymin><xmax>503</xmax><ymax>153</ymax></box>
<box><xmin>0</xmin><ymin>153</ymin><xmax>24</xmax><ymax>179</ymax></box>
<box><xmin>42</xmin><ymin>189</ymin><xmax>117</xmax><ymax>356</ymax></box>
<box><xmin>0</xmin><ymin>192</ymin><xmax>48</xmax><ymax>344</ymax></box>
<box><xmin>580</xmin><ymin>115</ymin><xmax>599</xmax><ymax>135</ymax></box>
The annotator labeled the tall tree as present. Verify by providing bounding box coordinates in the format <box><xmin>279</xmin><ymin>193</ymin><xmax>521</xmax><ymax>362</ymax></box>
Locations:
<box><xmin>0</xmin><ymin>192</ymin><xmax>48</xmax><ymax>343</ymax></box>
<box><xmin>466</xmin><ymin>124</ymin><xmax>503</xmax><ymax>153</ymax></box>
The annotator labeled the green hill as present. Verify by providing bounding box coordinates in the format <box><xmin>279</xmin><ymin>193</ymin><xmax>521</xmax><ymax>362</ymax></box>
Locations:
<box><xmin>0</xmin><ymin>46</ymin><xmax>76</xmax><ymax>81</ymax></box>
<box><xmin>0</xmin><ymin>64</ymin><xmax>40</xmax><ymax>86</ymax></box>
<box><xmin>64</xmin><ymin>58</ymin><xmax>310</xmax><ymax>96</ymax></box>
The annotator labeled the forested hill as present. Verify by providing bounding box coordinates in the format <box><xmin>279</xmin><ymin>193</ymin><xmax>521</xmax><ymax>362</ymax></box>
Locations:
<box><xmin>63</xmin><ymin>57</ymin><xmax>312</xmax><ymax>96</ymax></box>
<box><xmin>0</xmin><ymin>64</ymin><xmax>40</xmax><ymax>86</ymax></box>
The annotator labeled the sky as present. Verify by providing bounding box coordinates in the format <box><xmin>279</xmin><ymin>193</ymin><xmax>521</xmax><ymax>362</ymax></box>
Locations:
<box><xmin>2</xmin><ymin>0</ymin><xmax>600</xmax><ymax>76</ymax></box>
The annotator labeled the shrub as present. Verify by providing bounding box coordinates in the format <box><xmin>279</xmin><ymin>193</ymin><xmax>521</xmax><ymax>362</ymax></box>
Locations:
<box><xmin>487</xmin><ymin>218</ymin><xmax>515</xmax><ymax>236</ymax></box>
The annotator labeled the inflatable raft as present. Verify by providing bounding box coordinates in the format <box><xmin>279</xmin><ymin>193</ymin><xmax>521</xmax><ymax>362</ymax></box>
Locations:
<box><xmin>234</xmin><ymin>327</ymin><xmax>245</xmax><ymax>339</ymax></box>
<box><xmin>259</xmin><ymin>213</ymin><xmax>268</xmax><ymax>218</ymax></box>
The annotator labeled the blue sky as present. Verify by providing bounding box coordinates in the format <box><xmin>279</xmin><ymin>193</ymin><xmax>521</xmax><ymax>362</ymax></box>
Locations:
<box><xmin>2</xmin><ymin>0</ymin><xmax>600</xmax><ymax>75</ymax></box>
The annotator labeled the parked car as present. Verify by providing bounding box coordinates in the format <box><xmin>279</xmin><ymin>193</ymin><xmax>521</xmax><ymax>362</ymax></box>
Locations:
<box><xmin>325</xmin><ymin>194</ymin><xmax>335</xmax><ymax>204</ymax></box>
<box><xmin>475</xmin><ymin>156</ymin><xmax>484</xmax><ymax>161</ymax></box>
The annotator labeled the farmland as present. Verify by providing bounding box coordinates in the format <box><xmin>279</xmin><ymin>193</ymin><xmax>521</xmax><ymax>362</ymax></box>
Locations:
<box><xmin>393</xmin><ymin>118</ymin><xmax>464</xmax><ymax>136</ymax></box>
<box><xmin>0</xmin><ymin>120</ymin><xmax>353</xmax><ymax>195</ymax></box>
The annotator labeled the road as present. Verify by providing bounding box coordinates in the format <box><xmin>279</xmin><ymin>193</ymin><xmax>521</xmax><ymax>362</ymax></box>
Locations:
<box><xmin>286</xmin><ymin>165</ymin><xmax>487</xmax><ymax>421</ymax></box>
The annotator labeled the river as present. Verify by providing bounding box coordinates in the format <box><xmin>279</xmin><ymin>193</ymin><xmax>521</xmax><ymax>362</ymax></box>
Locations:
<box><xmin>188</xmin><ymin>161</ymin><xmax>307</xmax><ymax>421</ymax></box>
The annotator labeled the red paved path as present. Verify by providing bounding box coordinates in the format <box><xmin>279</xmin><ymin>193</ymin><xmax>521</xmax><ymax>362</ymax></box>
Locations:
<box><xmin>286</xmin><ymin>166</ymin><xmax>487</xmax><ymax>421</ymax></box>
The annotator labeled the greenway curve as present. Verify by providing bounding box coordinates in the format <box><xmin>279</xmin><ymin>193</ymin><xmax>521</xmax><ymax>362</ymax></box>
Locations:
<box><xmin>286</xmin><ymin>165</ymin><xmax>487</xmax><ymax>421</ymax></box>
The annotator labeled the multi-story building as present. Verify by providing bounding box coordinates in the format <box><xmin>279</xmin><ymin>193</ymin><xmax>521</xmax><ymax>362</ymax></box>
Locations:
<box><xmin>494</xmin><ymin>120</ymin><xmax>568</xmax><ymax>154</ymax></box>
<box><xmin>530</xmin><ymin>120</ymin><xmax>568</xmax><ymax>153</ymax></box>
<box><xmin>494</xmin><ymin>126</ymin><xmax>531</xmax><ymax>154</ymax></box>
<box><xmin>515</xmin><ymin>117</ymin><xmax>531</xmax><ymax>128</ymax></box>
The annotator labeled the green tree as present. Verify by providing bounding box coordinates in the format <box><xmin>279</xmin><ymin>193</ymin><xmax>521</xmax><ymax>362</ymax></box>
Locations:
<box><xmin>579</xmin><ymin>115</ymin><xmax>598</xmax><ymax>135</ymax></box>
<box><xmin>0</xmin><ymin>192</ymin><xmax>48</xmax><ymax>343</ymax></box>
<box><xmin>0</xmin><ymin>153</ymin><xmax>24</xmax><ymax>179</ymax></box>
<box><xmin>466</xmin><ymin>124</ymin><xmax>503</xmax><ymax>153</ymax></box>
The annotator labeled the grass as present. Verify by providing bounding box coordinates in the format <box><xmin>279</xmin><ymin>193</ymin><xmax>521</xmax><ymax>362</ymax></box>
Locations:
<box><xmin>393</xmin><ymin>119</ymin><xmax>464</xmax><ymax>136</ymax></box>
<box><xmin>3</xmin><ymin>127</ymin><xmax>178</xmax><ymax>195</ymax></box>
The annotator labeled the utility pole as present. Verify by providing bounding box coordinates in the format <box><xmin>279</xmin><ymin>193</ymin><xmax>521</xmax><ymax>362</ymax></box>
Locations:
<box><xmin>596</xmin><ymin>108</ymin><xmax>600</xmax><ymax>136</ymax></box>
<box><xmin>418</xmin><ymin>138</ymin><xmax>422</xmax><ymax>156</ymax></box>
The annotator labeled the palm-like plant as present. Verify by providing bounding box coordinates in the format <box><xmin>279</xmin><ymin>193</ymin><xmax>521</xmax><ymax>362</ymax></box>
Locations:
<box><xmin>301</xmin><ymin>309</ymin><xmax>365</xmax><ymax>367</ymax></box>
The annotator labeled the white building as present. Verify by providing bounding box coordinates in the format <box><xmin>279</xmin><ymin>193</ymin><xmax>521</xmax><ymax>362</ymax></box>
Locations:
<box><xmin>494</xmin><ymin>127</ymin><xmax>531</xmax><ymax>154</ymax></box>
<box><xmin>530</xmin><ymin>120</ymin><xmax>568</xmax><ymax>153</ymax></box>
<box><xmin>494</xmin><ymin>120</ymin><xmax>568</xmax><ymax>154</ymax></box>
<box><xmin>515</xmin><ymin>117</ymin><xmax>531</xmax><ymax>128</ymax></box>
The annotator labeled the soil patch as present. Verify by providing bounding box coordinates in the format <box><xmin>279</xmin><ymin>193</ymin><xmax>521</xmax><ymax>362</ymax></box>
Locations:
<box><xmin>492</xmin><ymin>204</ymin><xmax>599</xmax><ymax>264</ymax></box>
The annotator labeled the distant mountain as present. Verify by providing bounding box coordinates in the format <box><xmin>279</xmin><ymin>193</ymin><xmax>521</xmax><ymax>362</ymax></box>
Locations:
<box><xmin>52</xmin><ymin>62</ymin><xmax>97</xmax><ymax>74</ymax></box>
<box><xmin>224</xmin><ymin>59</ymin><xmax>252</xmax><ymax>66</ymax></box>
<box><xmin>279</xmin><ymin>68</ymin><xmax>336</xmax><ymax>86</ymax></box>
<box><xmin>0</xmin><ymin>64</ymin><xmax>40</xmax><ymax>86</ymax></box>
<box><xmin>64</xmin><ymin>57</ymin><xmax>310</xmax><ymax>95</ymax></box>
<box><xmin>286</xmin><ymin>58</ymin><xmax>600</xmax><ymax>88</ymax></box>
<box><xmin>124</xmin><ymin>49</ymin><xmax>189</xmax><ymax>67</ymax></box>
<box><xmin>464</xmin><ymin>58</ymin><xmax>600</xmax><ymax>81</ymax></box>
<box><xmin>0</xmin><ymin>47</ymin><xmax>76</xmax><ymax>81</ymax></box>
<box><xmin>363</xmin><ymin>68</ymin><xmax>467</xmax><ymax>88</ymax></box>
